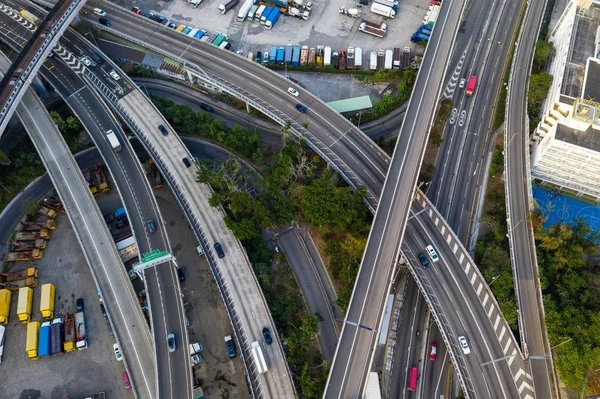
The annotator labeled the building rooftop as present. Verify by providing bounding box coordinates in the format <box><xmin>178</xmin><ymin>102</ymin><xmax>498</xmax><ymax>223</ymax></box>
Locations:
<box><xmin>555</xmin><ymin>121</ymin><xmax>600</xmax><ymax>152</ymax></box>
<box><xmin>327</xmin><ymin>95</ymin><xmax>373</xmax><ymax>113</ymax></box>
<box><xmin>582</xmin><ymin>58</ymin><xmax>600</xmax><ymax>102</ymax></box>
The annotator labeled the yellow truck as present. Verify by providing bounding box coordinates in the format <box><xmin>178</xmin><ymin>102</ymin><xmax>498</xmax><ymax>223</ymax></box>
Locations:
<box><xmin>0</xmin><ymin>289</ymin><xmax>11</xmax><ymax>325</ymax></box>
<box><xmin>20</xmin><ymin>9</ymin><xmax>40</xmax><ymax>25</ymax></box>
<box><xmin>14</xmin><ymin>230</ymin><xmax>50</xmax><ymax>241</ymax></box>
<box><xmin>6</xmin><ymin>249</ymin><xmax>44</xmax><ymax>262</ymax></box>
<box><xmin>38</xmin><ymin>206</ymin><xmax>57</xmax><ymax>218</ymax></box>
<box><xmin>26</xmin><ymin>321</ymin><xmax>41</xmax><ymax>359</ymax></box>
<box><xmin>40</xmin><ymin>283</ymin><xmax>55</xmax><ymax>319</ymax></box>
<box><xmin>17</xmin><ymin>287</ymin><xmax>33</xmax><ymax>323</ymax></box>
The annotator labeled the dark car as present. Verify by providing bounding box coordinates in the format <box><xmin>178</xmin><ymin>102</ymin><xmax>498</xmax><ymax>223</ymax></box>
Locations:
<box><xmin>76</xmin><ymin>298</ymin><xmax>84</xmax><ymax>312</ymax></box>
<box><xmin>177</xmin><ymin>268</ymin><xmax>186</xmax><ymax>282</ymax></box>
<box><xmin>98</xmin><ymin>17</ymin><xmax>111</xmax><ymax>26</ymax></box>
<box><xmin>295</xmin><ymin>103</ymin><xmax>307</xmax><ymax>113</ymax></box>
<box><xmin>183</xmin><ymin>157</ymin><xmax>192</xmax><ymax>168</ymax></box>
<box><xmin>359</xmin><ymin>0</ymin><xmax>368</xmax><ymax>4</ymax></box>
<box><xmin>262</xmin><ymin>327</ymin><xmax>272</xmax><ymax>345</ymax></box>
<box><xmin>90</xmin><ymin>53</ymin><xmax>102</xmax><ymax>64</ymax></box>
<box><xmin>147</xmin><ymin>219</ymin><xmax>157</xmax><ymax>233</ymax></box>
<box><xmin>199</xmin><ymin>103</ymin><xmax>213</xmax><ymax>112</ymax></box>
<box><xmin>100</xmin><ymin>303</ymin><xmax>108</xmax><ymax>319</ymax></box>
<box><xmin>158</xmin><ymin>124</ymin><xmax>168</xmax><ymax>135</ymax></box>
<box><xmin>418</xmin><ymin>253</ymin><xmax>429</xmax><ymax>268</ymax></box>
<box><xmin>256</xmin><ymin>51</ymin><xmax>262</xmax><ymax>63</ymax></box>
<box><xmin>214</xmin><ymin>242</ymin><xmax>225</xmax><ymax>258</ymax></box>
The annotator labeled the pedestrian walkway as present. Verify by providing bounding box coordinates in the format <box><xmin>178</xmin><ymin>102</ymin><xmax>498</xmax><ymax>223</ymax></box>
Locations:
<box><xmin>533</xmin><ymin>186</ymin><xmax>600</xmax><ymax>233</ymax></box>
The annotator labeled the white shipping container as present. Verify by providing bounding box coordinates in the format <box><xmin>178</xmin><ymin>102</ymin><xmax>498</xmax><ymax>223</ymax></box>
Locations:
<box><xmin>237</xmin><ymin>0</ymin><xmax>254</xmax><ymax>21</ymax></box>
<box><xmin>248</xmin><ymin>4</ymin><xmax>258</xmax><ymax>19</ymax></box>
<box><xmin>251</xmin><ymin>341</ymin><xmax>268</xmax><ymax>374</ymax></box>
<box><xmin>384</xmin><ymin>49</ymin><xmax>393</xmax><ymax>70</ymax></box>
<box><xmin>369</xmin><ymin>51</ymin><xmax>377</xmax><ymax>70</ymax></box>
<box><xmin>255</xmin><ymin>4</ymin><xmax>266</xmax><ymax>20</ymax></box>
<box><xmin>355</xmin><ymin>47</ymin><xmax>363</xmax><ymax>68</ymax></box>
<box><xmin>324</xmin><ymin>46</ymin><xmax>332</xmax><ymax>65</ymax></box>
<box><xmin>371</xmin><ymin>2</ymin><xmax>396</xmax><ymax>18</ymax></box>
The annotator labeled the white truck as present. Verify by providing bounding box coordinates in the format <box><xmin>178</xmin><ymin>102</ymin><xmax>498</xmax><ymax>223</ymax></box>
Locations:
<box><xmin>237</xmin><ymin>0</ymin><xmax>254</xmax><ymax>21</ymax></box>
<box><xmin>369</xmin><ymin>51</ymin><xmax>377</xmax><ymax>70</ymax></box>
<box><xmin>251</xmin><ymin>341</ymin><xmax>268</xmax><ymax>374</ymax></box>
<box><xmin>355</xmin><ymin>47</ymin><xmax>363</xmax><ymax>68</ymax></box>
<box><xmin>324</xmin><ymin>46</ymin><xmax>332</xmax><ymax>66</ymax></box>
<box><xmin>371</xmin><ymin>2</ymin><xmax>396</xmax><ymax>18</ymax></box>
<box><xmin>106</xmin><ymin>130</ymin><xmax>122</xmax><ymax>152</ymax></box>
<box><xmin>384</xmin><ymin>49</ymin><xmax>393</xmax><ymax>70</ymax></box>
<box><xmin>189</xmin><ymin>341</ymin><xmax>203</xmax><ymax>365</ymax></box>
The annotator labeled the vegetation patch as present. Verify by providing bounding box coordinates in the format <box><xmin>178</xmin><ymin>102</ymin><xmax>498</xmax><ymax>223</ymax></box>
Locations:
<box><xmin>527</xmin><ymin>39</ymin><xmax>554</xmax><ymax>134</ymax></box>
<box><xmin>359</xmin><ymin>68</ymin><xmax>416</xmax><ymax>123</ymax></box>
<box><xmin>429</xmin><ymin>98</ymin><xmax>453</xmax><ymax>146</ymax></box>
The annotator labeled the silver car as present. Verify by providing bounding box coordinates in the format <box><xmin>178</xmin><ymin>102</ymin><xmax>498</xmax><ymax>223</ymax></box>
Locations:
<box><xmin>458</xmin><ymin>336</ymin><xmax>470</xmax><ymax>354</ymax></box>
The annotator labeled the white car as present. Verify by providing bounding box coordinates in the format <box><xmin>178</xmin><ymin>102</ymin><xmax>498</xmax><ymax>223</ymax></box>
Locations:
<box><xmin>449</xmin><ymin>108</ymin><xmax>457</xmax><ymax>125</ymax></box>
<box><xmin>80</xmin><ymin>56</ymin><xmax>92</xmax><ymax>66</ymax></box>
<box><xmin>287</xmin><ymin>87</ymin><xmax>299</xmax><ymax>97</ymax></box>
<box><xmin>459</xmin><ymin>78</ymin><xmax>466</xmax><ymax>88</ymax></box>
<box><xmin>113</xmin><ymin>343</ymin><xmax>123</xmax><ymax>361</ymax></box>
<box><xmin>109</xmin><ymin>70</ymin><xmax>120</xmax><ymax>81</ymax></box>
<box><xmin>458</xmin><ymin>336</ymin><xmax>471</xmax><ymax>354</ymax></box>
<box><xmin>426</xmin><ymin>245</ymin><xmax>439</xmax><ymax>262</ymax></box>
<box><xmin>94</xmin><ymin>8</ymin><xmax>107</xmax><ymax>16</ymax></box>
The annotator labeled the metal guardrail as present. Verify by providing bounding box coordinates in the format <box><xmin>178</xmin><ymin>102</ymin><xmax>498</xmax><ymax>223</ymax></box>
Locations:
<box><xmin>0</xmin><ymin>0</ymin><xmax>84</xmax><ymax>131</ymax></box>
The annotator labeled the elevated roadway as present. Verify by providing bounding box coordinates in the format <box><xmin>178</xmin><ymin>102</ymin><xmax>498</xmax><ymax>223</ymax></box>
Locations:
<box><xmin>505</xmin><ymin>0</ymin><xmax>555</xmax><ymax>396</ymax></box>
<box><xmin>0</xmin><ymin>51</ymin><xmax>156</xmax><ymax>398</ymax></box>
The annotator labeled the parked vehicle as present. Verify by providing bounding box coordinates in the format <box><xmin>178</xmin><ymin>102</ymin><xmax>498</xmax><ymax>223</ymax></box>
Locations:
<box><xmin>114</xmin><ymin>342</ymin><xmax>123</xmax><ymax>360</ymax></box>
<box><xmin>123</xmin><ymin>373</ymin><xmax>131</xmax><ymax>389</ymax></box>
<box><xmin>285</xmin><ymin>44</ymin><xmax>293</xmax><ymax>64</ymax></box>
<box><xmin>251</xmin><ymin>341</ymin><xmax>268</xmax><ymax>373</ymax></box>
<box><xmin>51</xmin><ymin>317</ymin><xmax>64</xmax><ymax>355</ymax></box>
<box><xmin>355</xmin><ymin>47</ymin><xmax>363</xmax><ymax>68</ymax></box>
<box><xmin>265</xmin><ymin>8</ymin><xmax>281</xmax><ymax>29</ymax></box>
<box><xmin>256</xmin><ymin>51</ymin><xmax>262</xmax><ymax>63</ymax></box>
<box><xmin>371</xmin><ymin>2</ymin><xmax>395</xmax><ymax>18</ymax></box>
<box><xmin>224</xmin><ymin>335</ymin><xmax>236</xmax><ymax>357</ymax></box>
<box><xmin>63</xmin><ymin>313</ymin><xmax>76</xmax><ymax>352</ymax></box>
<box><xmin>384</xmin><ymin>49</ymin><xmax>393</xmax><ymax>70</ymax></box>
<box><xmin>237</xmin><ymin>0</ymin><xmax>254</xmax><ymax>21</ymax></box>
<box><xmin>177</xmin><ymin>268</ymin><xmax>186</xmax><ymax>282</ymax></box>
<box><xmin>402</xmin><ymin>47</ymin><xmax>411</xmax><ymax>69</ymax></box>
<box><xmin>255</xmin><ymin>5</ymin><xmax>266</xmax><ymax>20</ymax></box>
<box><xmin>17</xmin><ymin>287</ymin><xmax>33</xmax><ymax>323</ymax></box>
<box><xmin>292</xmin><ymin>45</ymin><xmax>301</xmax><ymax>66</ymax></box>
<box><xmin>0</xmin><ymin>289</ymin><xmax>11</xmax><ymax>325</ymax></box>
<box><xmin>26</xmin><ymin>321</ymin><xmax>40</xmax><ymax>359</ymax></box>
<box><xmin>393</xmin><ymin>48</ymin><xmax>401</xmax><ymax>69</ymax></box>
<box><xmin>369</xmin><ymin>51</ymin><xmax>377</xmax><ymax>71</ymax></box>
<box><xmin>75</xmin><ymin>311</ymin><xmax>88</xmax><ymax>349</ymax></box>
<box><xmin>359</xmin><ymin>20</ymin><xmax>387</xmax><ymax>38</ymax></box>
<box><xmin>247</xmin><ymin>4</ymin><xmax>259</xmax><ymax>19</ymax></box>
<box><xmin>218</xmin><ymin>0</ymin><xmax>239</xmax><ymax>14</ymax></box>
<box><xmin>76</xmin><ymin>298</ymin><xmax>84</xmax><ymax>312</ymax></box>
<box><xmin>40</xmin><ymin>283</ymin><xmax>55</xmax><ymax>319</ymax></box>
<box><xmin>276</xmin><ymin>47</ymin><xmax>285</xmax><ymax>64</ymax></box>
<box><xmin>324</xmin><ymin>46</ymin><xmax>332</xmax><ymax>66</ymax></box>
<box><xmin>37</xmin><ymin>321</ymin><xmax>51</xmax><ymax>358</ymax></box>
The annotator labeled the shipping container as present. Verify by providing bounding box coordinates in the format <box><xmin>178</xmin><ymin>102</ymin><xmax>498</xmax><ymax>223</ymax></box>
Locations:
<box><xmin>270</xmin><ymin>46</ymin><xmax>278</xmax><ymax>63</ymax></box>
<box><xmin>40</xmin><ymin>283</ymin><xmax>55</xmax><ymax>320</ymax></box>
<box><xmin>292</xmin><ymin>45</ymin><xmax>301</xmax><ymax>66</ymax></box>
<box><xmin>26</xmin><ymin>321</ymin><xmax>41</xmax><ymax>359</ymax></box>
<box><xmin>285</xmin><ymin>44</ymin><xmax>293</xmax><ymax>65</ymax></box>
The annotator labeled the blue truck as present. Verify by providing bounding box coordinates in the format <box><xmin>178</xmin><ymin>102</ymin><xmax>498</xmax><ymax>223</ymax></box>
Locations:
<box><xmin>194</xmin><ymin>30</ymin><xmax>206</xmax><ymax>39</ymax></box>
<box><xmin>224</xmin><ymin>335</ymin><xmax>236</xmax><ymax>357</ymax></box>
<box><xmin>411</xmin><ymin>24</ymin><xmax>431</xmax><ymax>43</ymax></box>
<box><xmin>260</xmin><ymin>6</ymin><xmax>273</xmax><ymax>24</ymax></box>
<box><xmin>38</xmin><ymin>321</ymin><xmax>51</xmax><ymax>358</ymax></box>
<box><xmin>269</xmin><ymin>46</ymin><xmax>277</xmax><ymax>63</ymax></box>
<box><xmin>265</xmin><ymin>8</ymin><xmax>281</xmax><ymax>29</ymax></box>
<box><xmin>276</xmin><ymin>47</ymin><xmax>285</xmax><ymax>64</ymax></box>
<box><xmin>292</xmin><ymin>45</ymin><xmax>301</xmax><ymax>66</ymax></box>
<box><xmin>115</xmin><ymin>207</ymin><xmax>126</xmax><ymax>219</ymax></box>
<box><xmin>183</xmin><ymin>27</ymin><xmax>192</xmax><ymax>35</ymax></box>
<box><xmin>285</xmin><ymin>44</ymin><xmax>293</xmax><ymax>65</ymax></box>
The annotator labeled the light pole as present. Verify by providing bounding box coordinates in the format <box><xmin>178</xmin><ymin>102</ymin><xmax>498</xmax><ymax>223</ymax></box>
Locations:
<box><xmin>356</xmin><ymin>112</ymin><xmax>362</xmax><ymax>128</ymax></box>
<box><xmin>488</xmin><ymin>275</ymin><xmax>500</xmax><ymax>286</ymax></box>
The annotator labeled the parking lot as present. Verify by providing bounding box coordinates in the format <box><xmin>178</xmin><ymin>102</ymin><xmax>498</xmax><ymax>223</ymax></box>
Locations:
<box><xmin>153</xmin><ymin>185</ymin><xmax>251</xmax><ymax>398</ymax></box>
<box><xmin>110</xmin><ymin>0</ymin><xmax>429</xmax><ymax>57</ymax></box>
<box><xmin>0</xmin><ymin>211</ymin><xmax>133</xmax><ymax>399</ymax></box>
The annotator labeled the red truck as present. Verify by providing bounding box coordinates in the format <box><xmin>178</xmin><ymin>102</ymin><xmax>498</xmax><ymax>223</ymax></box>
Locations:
<box><xmin>466</xmin><ymin>76</ymin><xmax>477</xmax><ymax>96</ymax></box>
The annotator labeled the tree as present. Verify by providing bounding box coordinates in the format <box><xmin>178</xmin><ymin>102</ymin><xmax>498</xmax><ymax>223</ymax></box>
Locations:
<box><xmin>527</xmin><ymin>72</ymin><xmax>553</xmax><ymax>117</ymax></box>
<box><xmin>533</xmin><ymin>40</ymin><xmax>554</xmax><ymax>72</ymax></box>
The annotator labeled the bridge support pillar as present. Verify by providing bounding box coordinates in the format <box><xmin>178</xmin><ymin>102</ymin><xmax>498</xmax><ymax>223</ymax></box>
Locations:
<box><xmin>246</xmin><ymin>102</ymin><xmax>251</xmax><ymax>114</ymax></box>
<box><xmin>32</xmin><ymin>76</ymin><xmax>50</xmax><ymax>99</ymax></box>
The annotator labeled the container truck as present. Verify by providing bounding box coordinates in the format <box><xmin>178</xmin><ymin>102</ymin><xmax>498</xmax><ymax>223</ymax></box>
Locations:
<box><xmin>251</xmin><ymin>341</ymin><xmax>268</xmax><ymax>373</ymax></box>
<box><xmin>269</xmin><ymin>46</ymin><xmax>277</xmax><ymax>63</ymax></box>
<box><xmin>0</xmin><ymin>289</ymin><xmax>11</xmax><ymax>325</ymax></box>
<box><xmin>276</xmin><ymin>47</ymin><xmax>285</xmax><ymax>64</ymax></box>
<box><xmin>218</xmin><ymin>0</ymin><xmax>239</xmax><ymax>14</ymax></box>
<box><xmin>188</xmin><ymin>28</ymin><xmax>200</xmax><ymax>38</ymax></box>
<box><xmin>285</xmin><ymin>44</ymin><xmax>293</xmax><ymax>65</ymax></box>
<box><xmin>255</xmin><ymin>4</ymin><xmax>266</xmax><ymax>20</ymax></box>
<box><xmin>212</xmin><ymin>33</ymin><xmax>227</xmax><ymax>47</ymax></box>
<box><xmin>38</xmin><ymin>206</ymin><xmax>57</xmax><ymax>218</ymax></box>
<box><xmin>355</xmin><ymin>47</ymin><xmax>363</xmax><ymax>68</ymax></box>
<box><xmin>0</xmin><ymin>325</ymin><xmax>5</xmax><ymax>363</ymax></box>
<box><xmin>26</xmin><ymin>321</ymin><xmax>41</xmax><ymax>359</ymax></box>
<box><xmin>369</xmin><ymin>51</ymin><xmax>377</xmax><ymax>70</ymax></box>
<box><xmin>316</xmin><ymin>45</ymin><xmax>324</xmax><ymax>66</ymax></box>
<box><xmin>393</xmin><ymin>48</ymin><xmax>400</xmax><ymax>69</ymax></box>
<box><xmin>265</xmin><ymin>8</ymin><xmax>281</xmax><ymax>29</ymax></box>
<box><xmin>292</xmin><ymin>45</ymin><xmax>301</xmax><ymax>66</ymax></box>
<box><xmin>21</xmin><ymin>220</ymin><xmax>54</xmax><ymax>231</ymax></box>
<box><xmin>384</xmin><ymin>49</ymin><xmax>393</xmax><ymax>70</ymax></box>
<box><xmin>38</xmin><ymin>321</ymin><xmax>51</xmax><ymax>358</ymax></box>
<box><xmin>6</xmin><ymin>249</ymin><xmax>44</xmax><ymax>262</ymax></box>
<box><xmin>237</xmin><ymin>0</ymin><xmax>254</xmax><ymax>21</ymax></box>
<box><xmin>347</xmin><ymin>47</ymin><xmax>355</xmax><ymax>69</ymax></box>
<box><xmin>324</xmin><ymin>46</ymin><xmax>332</xmax><ymax>66</ymax></box>
<box><xmin>260</xmin><ymin>6</ymin><xmax>273</xmax><ymax>23</ymax></box>
<box><xmin>17</xmin><ymin>287</ymin><xmax>33</xmax><ymax>323</ymax></box>
<box><xmin>247</xmin><ymin>4</ymin><xmax>258</xmax><ymax>19</ymax></box>
<box><xmin>75</xmin><ymin>311</ymin><xmax>88</xmax><ymax>350</ymax></box>
<box><xmin>332</xmin><ymin>51</ymin><xmax>339</xmax><ymax>69</ymax></box>
<box><xmin>339</xmin><ymin>51</ymin><xmax>346</xmax><ymax>70</ymax></box>
<box><xmin>465</xmin><ymin>76</ymin><xmax>477</xmax><ymax>96</ymax></box>
<box><xmin>300</xmin><ymin>46</ymin><xmax>309</xmax><ymax>65</ymax></box>
<box><xmin>40</xmin><ymin>283</ymin><xmax>55</xmax><ymax>320</ymax></box>
<box><xmin>15</xmin><ymin>231</ymin><xmax>50</xmax><ymax>241</ymax></box>
<box><xmin>106</xmin><ymin>130</ymin><xmax>122</xmax><ymax>152</ymax></box>
<box><xmin>402</xmin><ymin>47</ymin><xmax>411</xmax><ymax>68</ymax></box>
<box><xmin>1</xmin><ymin>267</ymin><xmax>39</xmax><ymax>283</ymax></box>
<box><xmin>51</xmin><ymin>317</ymin><xmax>64</xmax><ymax>355</ymax></box>
<box><xmin>94</xmin><ymin>164</ymin><xmax>110</xmax><ymax>193</ymax></box>
<box><xmin>224</xmin><ymin>335</ymin><xmax>236</xmax><ymax>357</ymax></box>
<box><xmin>371</xmin><ymin>2</ymin><xmax>395</xmax><ymax>18</ymax></box>
<box><xmin>194</xmin><ymin>30</ymin><xmax>206</xmax><ymax>39</ymax></box>
<box><xmin>20</xmin><ymin>10</ymin><xmax>40</xmax><ymax>25</ymax></box>
<box><xmin>359</xmin><ymin>21</ymin><xmax>387</xmax><ymax>38</ymax></box>
<box><xmin>64</xmin><ymin>313</ymin><xmax>76</xmax><ymax>352</ymax></box>
<box><xmin>377</xmin><ymin>49</ymin><xmax>385</xmax><ymax>70</ymax></box>
<box><xmin>308</xmin><ymin>47</ymin><xmax>316</xmax><ymax>64</ymax></box>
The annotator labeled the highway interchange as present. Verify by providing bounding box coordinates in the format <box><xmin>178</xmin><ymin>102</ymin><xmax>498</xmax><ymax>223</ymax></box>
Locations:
<box><xmin>0</xmin><ymin>0</ymin><xmax>557</xmax><ymax>396</ymax></box>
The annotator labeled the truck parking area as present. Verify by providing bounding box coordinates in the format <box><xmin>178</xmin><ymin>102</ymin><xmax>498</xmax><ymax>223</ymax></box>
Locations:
<box><xmin>0</xmin><ymin>210</ymin><xmax>132</xmax><ymax>399</ymax></box>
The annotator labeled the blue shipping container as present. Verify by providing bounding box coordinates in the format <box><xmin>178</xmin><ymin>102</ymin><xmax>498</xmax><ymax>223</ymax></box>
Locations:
<box><xmin>194</xmin><ymin>30</ymin><xmax>206</xmax><ymax>39</ymax></box>
<box><xmin>261</xmin><ymin>6</ymin><xmax>273</xmax><ymax>23</ymax></box>
<box><xmin>269</xmin><ymin>46</ymin><xmax>277</xmax><ymax>63</ymax></box>
<box><xmin>276</xmin><ymin>47</ymin><xmax>285</xmax><ymax>64</ymax></box>
<box><xmin>38</xmin><ymin>323</ymin><xmax>51</xmax><ymax>358</ymax></box>
<box><xmin>292</xmin><ymin>45</ymin><xmax>301</xmax><ymax>66</ymax></box>
<box><xmin>183</xmin><ymin>27</ymin><xmax>192</xmax><ymax>34</ymax></box>
<box><xmin>266</xmin><ymin>8</ymin><xmax>280</xmax><ymax>29</ymax></box>
<box><xmin>284</xmin><ymin>44</ymin><xmax>293</xmax><ymax>65</ymax></box>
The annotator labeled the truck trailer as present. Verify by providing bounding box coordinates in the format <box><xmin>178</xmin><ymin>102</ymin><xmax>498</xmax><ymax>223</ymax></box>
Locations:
<box><xmin>359</xmin><ymin>21</ymin><xmax>387</xmax><ymax>38</ymax></box>
<box><xmin>218</xmin><ymin>0</ymin><xmax>239</xmax><ymax>14</ymax></box>
<box><xmin>0</xmin><ymin>289</ymin><xmax>11</xmax><ymax>325</ymax></box>
<box><xmin>261</xmin><ymin>6</ymin><xmax>273</xmax><ymax>23</ymax></box>
<box><xmin>40</xmin><ymin>283</ymin><xmax>55</xmax><ymax>320</ymax></box>
<box><xmin>347</xmin><ymin>47</ymin><xmax>355</xmax><ymax>69</ymax></box>
<box><xmin>51</xmin><ymin>318</ymin><xmax>64</xmax><ymax>355</ymax></box>
<box><xmin>269</xmin><ymin>46</ymin><xmax>277</xmax><ymax>63</ymax></box>
<box><xmin>265</xmin><ymin>8</ymin><xmax>281</xmax><ymax>29</ymax></box>
<box><xmin>324</xmin><ymin>46</ymin><xmax>332</xmax><ymax>66</ymax></box>
<box><xmin>292</xmin><ymin>45</ymin><xmax>301</xmax><ymax>66</ymax></box>
<box><xmin>237</xmin><ymin>0</ymin><xmax>254</xmax><ymax>21</ymax></box>
<box><xmin>251</xmin><ymin>341</ymin><xmax>268</xmax><ymax>373</ymax></box>
<box><xmin>369</xmin><ymin>51</ymin><xmax>377</xmax><ymax>70</ymax></box>
<box><xmin>64</xmin><ymin>313</ymin><xmax>76</xmax><ymax>352</ymax></box>
<box><xmin>17</xmin><ymin>287</ymin><xmax>33</xmax><ymax>323</ymax></box>
<box><xmin>384</xmin><ymin>49</ymin><xmax>393</xmax><ymax>70</ymax></box>
<box><xmin>355</xmin><ymin>47</ymin><xmax>363</xmax><ymax>68</ymax></box>
<box><xmin>255</xmin><ymin>4</ymin><xmax>266</xmax><ymax>20</ymax></box>
<box><xmin>393</xmin><ymin>48</ymin><xmax>400</xmax><ymax>69</ymax></box>
<box><xmin>370</xmin><ymin>2</ymin><xmax>395</xmax><ymax>18</ymax></box>
<box><xmin>26</xmin><ymin>321</ymin><xmax>41</xmax><ymax>359</ymax></box>
<box><xmin>300</xmin><ymin>46</ymin><xmax>309</xmax><ymax>65</ymax></box>
<box><xmin>276</xmin><ymin>47</ymin><xmax>285</xmax><ymax>64</ymax></box>
<box><xmin>75</xmin><ymin>311</ymin><xmax>88</xmax><ymax>350</ymax></box>
<box><xmin>38</xmin><ymin>321</ymin><xmax>51</xmax><ymax>358</ymax></box>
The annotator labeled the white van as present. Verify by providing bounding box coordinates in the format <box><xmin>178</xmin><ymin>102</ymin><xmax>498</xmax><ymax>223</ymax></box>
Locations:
<box><xmin>94</xmin><ymin>8</ymin><xmax>107</xmax><ymax>17</ymax></box>
<box><xmin>426</xmin><ymin>245</ymin><xmax>439</xmax><ymax>262</ymax></box>
<box><xmin>196</xmin><ymin>245</ymin><xmax>204</xmax><ymax>256</ymax></box>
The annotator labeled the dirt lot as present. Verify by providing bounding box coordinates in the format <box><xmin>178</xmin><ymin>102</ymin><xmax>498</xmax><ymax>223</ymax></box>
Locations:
<box><xmin>111</xmin><ymin>0</ymin><xmax>429</xmax><ymax>58</ymax></box>
<box><xmin>153</xmin><ymin>186</ymin><xmax>251</xmax><ymax>399</ymax></box>
<box><xmin>0</xmin><ymin>212</ymin><xmax>133</xmax><ymax>399</ymax></box>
